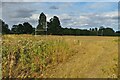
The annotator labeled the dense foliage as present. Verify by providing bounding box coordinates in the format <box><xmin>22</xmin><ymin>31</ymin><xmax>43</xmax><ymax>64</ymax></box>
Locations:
<box><xmin>11</xmin><ymin>22</ymin><xmax>34</xmax><ymax>34</ymax></box>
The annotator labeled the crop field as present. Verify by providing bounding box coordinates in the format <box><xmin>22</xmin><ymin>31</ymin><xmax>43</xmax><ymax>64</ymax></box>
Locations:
<box><xmin>1</xmin><ymin>35</ymin><xmax>119</xmax><ymax>78</ymax></box>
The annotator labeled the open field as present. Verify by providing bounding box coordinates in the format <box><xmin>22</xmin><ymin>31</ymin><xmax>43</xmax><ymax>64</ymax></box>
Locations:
<box><xmin>1</xmin><ymin>35</ymin><xmax>118</xmax><ymax>78</ymax></box>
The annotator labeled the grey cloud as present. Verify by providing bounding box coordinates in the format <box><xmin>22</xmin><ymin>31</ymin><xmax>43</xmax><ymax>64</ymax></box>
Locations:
<box><xmin>61</xmin><ymin>18</ymin><xmax>72</xmax><ymax>22</ymax></box>
<box><xmin>17</xmin><ymin>8</ymin><xmax>36</xmax><ymax>13</ymax></box>
<box><xmin>111</xmin><ymin>16</ymin><xmax>119</xmax><ymax>20</ymax></box>
<box><xmin>49</xmin><ymin>6</ymin><xmax>59</xmax><ymax>9</ymax></box>
<box><xmin>2</xmin><ymin>3</ymin><xmax>37</xmax><ymax>19</ymax></box>
<box><xmin>10</xmin><ymin>9</ymin><xmax>36</xmax><ymax>18</ymax></box>
<box><xmin>2</xmin><ymin>0</ymin><xmax>23</xmax><ymax>2</ymax></box>
<box><xmin>1</xmin><ymin>2</ymin><xmax>39</xmax><ymax>28</ymax></box>
<box><xmin>9</xmin><ymin>12</ymin><xmax>32</xmax><ymax>18</ymax></box>
<box><xmin>0</xmin><ymin>1</ymin><xmax>2</xmax><ymax>8</ymax></box>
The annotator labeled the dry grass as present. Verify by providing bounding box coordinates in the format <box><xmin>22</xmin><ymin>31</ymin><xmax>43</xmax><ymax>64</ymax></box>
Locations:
<box><xmin>1</xmin><ymin>35</ymin><xmax>118</xmax><ymax>78</ymax></box>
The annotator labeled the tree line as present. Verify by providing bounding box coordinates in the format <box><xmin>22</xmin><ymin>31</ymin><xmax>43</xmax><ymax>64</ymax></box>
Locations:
<box><xmin>0</xmin><ymin>13</ymin><xmax>120</xmax><ymax>36</ymax></box>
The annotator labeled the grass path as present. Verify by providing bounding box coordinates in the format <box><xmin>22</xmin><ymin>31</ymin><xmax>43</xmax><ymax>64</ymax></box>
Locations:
<box><xmin>45</xmin><ymin>36</ymin><xmax>118</xmax><ymax>78</ymax></box>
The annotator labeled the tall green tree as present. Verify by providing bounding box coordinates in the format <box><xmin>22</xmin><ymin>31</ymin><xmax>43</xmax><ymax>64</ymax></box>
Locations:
<box><xmin>47</xmin><ymin>16</ymin><xmax>62</xmax><ymax>35</ymax></box>
<box><xmin>0</xmin><ymin>19</ymin><xmax>10</xmax><ymax>34</ymax></box>
<box><xmin>23</xmin><ymin>22</ymin><xmax>33</xmax><ymax>34</ymax></box>
<box><xmin>103</xmin><ymin>28</ymin><xmax>115</xmax><ymax>36</ymax></box>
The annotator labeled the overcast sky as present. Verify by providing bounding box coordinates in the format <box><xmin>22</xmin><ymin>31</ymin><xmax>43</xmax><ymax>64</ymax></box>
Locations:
<box><xmin>1</xmin><ymin>2</ymin><xmax>119</xmax><ymax>31</ymax></box>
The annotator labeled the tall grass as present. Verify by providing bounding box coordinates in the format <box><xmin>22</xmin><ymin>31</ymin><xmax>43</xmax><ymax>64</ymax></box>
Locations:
<box><xmin>2</xmin><ymin>35</ymin><xmax>77</xmax><ymax>78</ymax></box>
<box><xmin>2</xmin><ymin>35</ymin><xmax>118</xmax><ymax>78</ymax></box>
